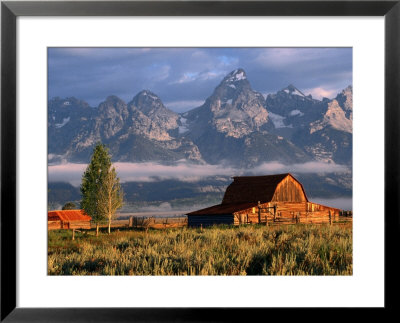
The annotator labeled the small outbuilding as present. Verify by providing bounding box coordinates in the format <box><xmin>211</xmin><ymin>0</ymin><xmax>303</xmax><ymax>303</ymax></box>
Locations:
<box><xmin>48</xmin><ymin>209</ymin><xmax>92</xmax><ymax>230</ymax></box>
<box><xmin>187</xmin><ymin>173</ymin><xmax>340</xmax><ymax>227</ymax></box>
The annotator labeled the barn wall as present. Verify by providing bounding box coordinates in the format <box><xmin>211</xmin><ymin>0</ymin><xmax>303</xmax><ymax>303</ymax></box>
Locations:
<box><xmin>48</xmin><ymin>220</ymin><xmax>91</xmax><ymax>230</ymax></box>
<box><xmin>234</xmin><ymin>207</ymin><xmax>258</xmax><ymax>224</ymax></box>
<box><xmin>188</xmin><ymin>215</ymin><xmax>234</xmax><ymax>227</ymax></box>
<box><xmin>233</xmin><ymin>202</ymin><xmax>340</xmax><ymax>225</ymax></box>
<box><xmin>272</xmin><ymin>176</ymin><xmax>307</xmax><ymax>202</ymax></box>
<box><xmin>69</xmin><ymin>221</ymin><xmax>91</xmax><ymax>229</ymax></box>
<box><xmin>48</xmin><ymin>220</ymin><xmax>62</xmax><ymax>230</ymax></box>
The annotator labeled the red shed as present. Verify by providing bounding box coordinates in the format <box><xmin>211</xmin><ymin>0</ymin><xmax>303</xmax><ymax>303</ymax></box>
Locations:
<box><xmin>48</xmin><ymin>210</ymin><xmax>92</xmax><ymax>230</ymax></box>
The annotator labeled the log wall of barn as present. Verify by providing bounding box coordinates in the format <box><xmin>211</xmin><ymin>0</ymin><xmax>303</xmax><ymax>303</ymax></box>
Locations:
<box><xmin>233</xmin><ymin>202</ymin><xmax>340</xmax><ymax>225</ymax></box>
<box><xmin>234</xmin><ymin>207</ymin><xmax>258</xmax><ymax>225</ymax></box>
<box><xmin>271</xmin><ymin>176</ymin><xmax>307</xmax><ymax>202</ymax></box>
<box><xmin>48</xmin><ymin>220</ymin><xmax>62</xmax><ymax>230</ymax></box>
<box><xmin>69</xmin><ymin>221</ymin><xmax>91</xmax><ymax>229</ymax></box>
<box><xmin>48</xmin><ymin>220</ymin><xmax>91</xmax><ymax>230</ymax></box>
<box><xmin>188</xmin><ymin>215</ymin><xmax>234</xmax><ymax>227</ymax></box>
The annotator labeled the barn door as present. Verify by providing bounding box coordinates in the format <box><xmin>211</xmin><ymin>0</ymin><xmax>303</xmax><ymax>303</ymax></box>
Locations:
<box><xmin>239</xmin><ymin>214</ymin><xmax>248</xmax><ymax>224</ymax></box>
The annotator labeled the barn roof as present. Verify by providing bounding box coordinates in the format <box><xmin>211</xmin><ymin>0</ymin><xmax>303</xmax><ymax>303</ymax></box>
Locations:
<box><xmin>187</xmin><ymin>202</ymin><xmax>257</xmax><ymax>216</ymax></box>
<box><xmin>48</xmin><ymin>210</ymin><xmax>92</xmax><ymax>222</ymax></box>
<box><xmin>187</xmin><ymin>173</ymin><xmax>311</xmax><ymax>216</ymax></box>
<box><xmin>222</xmin><ymin>173</ymin><xmax>308</xmax><ymax>204</ymax></box>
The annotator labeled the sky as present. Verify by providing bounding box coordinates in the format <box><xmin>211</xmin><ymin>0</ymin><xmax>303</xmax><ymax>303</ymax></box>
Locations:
<box><xmin>48</xmin><ymin>47</ymin><xmax>352</xmax><ymax>113</ymax></box>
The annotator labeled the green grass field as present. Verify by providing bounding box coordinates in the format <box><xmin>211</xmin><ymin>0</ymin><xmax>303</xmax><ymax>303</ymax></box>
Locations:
<box><xmin>48</xmin><ymin>224</ymin><xmax>352</xmax><ymax>275</ymax></box>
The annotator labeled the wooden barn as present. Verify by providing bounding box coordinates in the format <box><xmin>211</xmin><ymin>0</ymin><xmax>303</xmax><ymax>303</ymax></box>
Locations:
<box><xmin>48</xmin><ymin>210</ymin><xmax>92</xmax><ymax>230</ymax></box>
<box><xmin>187</xmin><ymin>173</ymin><xmax>340</xmax><ymax>227</ymax></box>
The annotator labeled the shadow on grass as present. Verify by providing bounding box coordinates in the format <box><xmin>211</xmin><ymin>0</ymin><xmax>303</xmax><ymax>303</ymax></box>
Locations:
<box><xmin>246</xmin><ymin>252</ymin><xmax>273</xmax><ymax>275</ymax></box>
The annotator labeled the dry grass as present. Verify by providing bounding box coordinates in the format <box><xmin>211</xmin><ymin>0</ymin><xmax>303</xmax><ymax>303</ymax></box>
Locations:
<box><xmin>48</xmin><ymin>223</ymin><xmax>352</xmax><ymax>276</ymax></box>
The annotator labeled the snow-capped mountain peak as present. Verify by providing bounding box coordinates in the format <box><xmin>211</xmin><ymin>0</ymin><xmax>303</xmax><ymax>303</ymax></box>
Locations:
<box><xmin>282</xmin><ymin>84</ymin><xmax>307</xmax><ymax>97</ymax></box>
<box><xmin>135</xmin><ymin>90</ymin><xmax>162</xmax><ymax>103</ymax></box>
<box><xmin>222</xmin><ymin>68</ymin><xmax>247</xmax><ymax>84</ymax></box>
<box><xmin>185</xmin><ymin>68</ymin><xmax>272</xmax><ymax>139</ymax></box>
<box><xmin>48</xmin><ymin>68</ymin><xmax>352</xmax><ymax>168</ymax></box>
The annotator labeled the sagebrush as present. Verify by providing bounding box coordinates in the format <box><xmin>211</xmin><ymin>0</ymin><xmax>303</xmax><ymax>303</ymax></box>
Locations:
<box><xmin>48</xmin><ymin>224</ymin><xmax>352</xmax><ymax>275</ymax></box>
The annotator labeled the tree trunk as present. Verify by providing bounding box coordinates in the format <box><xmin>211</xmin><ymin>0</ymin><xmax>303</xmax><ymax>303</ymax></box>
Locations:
<box><xmin>108</xmin><ymin>218</ymin><xmax>111</xmax><ymax>235</ymax></box>
<box><xmin>96</xmin><ymin>224</ymin><xmax>99</xmax><ymax>236</ymax></box>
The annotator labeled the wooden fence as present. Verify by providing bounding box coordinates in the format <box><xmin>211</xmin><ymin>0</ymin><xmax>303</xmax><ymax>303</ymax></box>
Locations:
<box><xmin>92</xmin><ymin>217</ymin><xmax>188</xmax><ymax>229</ymax></box>
<box><xmin>265</xmin><ymin>213</ymin><xmax>352</xmax><ymax>225</ymax></box>
<box><xmin>129</xmin><ymin>216</ymin><xmax>188</xmax><ymax>229</ymax></box>
<box><xmin>340</xmin><ymin>210</ymin><xmax>353</xmax><ymax>217</ymax></box>
<box><xmin>49</xmin><ymin>212</ymin><xmax>351</xmax><ymax>231</ymax></box>
<box><xmin>234</xmin><ymin>210</ymin><xmax>352</xmax><ymax>226</ymax></box>
<box><xmin>90</xmin><ymin>220</ymin><xmax>130</xmax><ymax>229</ymax></box>
<box><xmin>48</xmin><ymin>217</ymin><xmax>187</xmax><ymax>231</ymax></box>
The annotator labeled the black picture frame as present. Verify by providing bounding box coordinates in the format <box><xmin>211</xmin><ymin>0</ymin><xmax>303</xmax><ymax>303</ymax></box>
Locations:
<box><xmin>1</xmin><ymin>1</ymin><xmax>399</xmax><ymax>321</ymax></box>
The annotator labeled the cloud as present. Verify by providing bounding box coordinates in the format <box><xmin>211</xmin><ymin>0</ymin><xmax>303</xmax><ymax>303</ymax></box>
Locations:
<box><xmin>48</xmin><ymin>164</ymin><xmax>87</xmax><ymax>186</ymax></box>
<box><xmin>170</xmin><ymin>72</ymin><xmax>200</xmax><ymax>84</ymax></box>
<box><xmin>218</xmin><ymin>55</ymin><xmax>239</xmax><ymax>66</ymax></box>
<box><xmin>48</xmin><ymin>161</ymin><xmax>236</xmax><ymax>186</ymax></box>
<box><xmin>254</xmin><ymin>48</ymin><xmax>310</xmax><ymax>68</ymax></box>
<box><xmin>48</xmin><ymin>47</ymin><xmax>352</xmax><ymax>111</ymax></box>
<box><xmin>251</xmin><ymin>161</ymin><xmax>349</xmax><ymax>174</ymax></box>
<box><xmin>303</xmin><ymin>87</ymin><xmax>338</xmax><ymax>100</ymax></box>
<box><xmin>113</xmin><ymin>161</ymin><xmax>237</xmax><ymax>182</ymax></box>
<box><xmin>170</xmin><ymin>70</ymin><xmax>227</xmax><ymax>85</ymax></box>
<box><xmin>254</xmin><ymin>48</ymin><xmax>348</xmax><ymax>70</ymax></box>
<box><xmin>48</xmin><ymin>160</ymin><xmax>350</xmax><ymax>187</ymax></box>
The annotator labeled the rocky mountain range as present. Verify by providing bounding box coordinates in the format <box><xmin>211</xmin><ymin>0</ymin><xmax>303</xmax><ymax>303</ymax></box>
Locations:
<box><xmin>48</xmin><ymin>68</ymin><xmax>352</xmax><ymax>168</ymax></box>
<box><xmin>48</xmin><ymin>68</ymin><xmax>353</xmax><ymax>209</ymax></box>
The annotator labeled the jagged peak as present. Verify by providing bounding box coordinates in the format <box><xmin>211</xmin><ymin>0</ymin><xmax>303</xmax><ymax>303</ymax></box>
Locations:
<box><xmin>334</xmin><ymin>85</ymin><xmax>352</xmax><ymax>100</ymax></box>
<box><xmin>222</xmin><ymin>68</ymin><xmax>248</xmax><ymax>84</ymax></box>
<box><xmin>98</xmin><ymin>96</ymin><xmax>127</xmax><ymax>114</ymax></box>
<box><xmin>130</xmin><ymin>89</ymin><xmax>164</xmax><ymax>108</ymax></box>
<box><xmin>129</xmin><ymin>89</ymin><xmax>178</xmax><ymax>117</ymax></box>
<box><xmin>104</xmin><ymin>95</ymin><xmax>125</xmax><ymax>104</ymax></box>
<box><xmin>135</xmin><ymin>89</ymin><xmax>161</xmax><ymax>101</ymax></box>
<box><xmin>212</xmin><ymin>68</ymin><xmax>251</xmax><ymax>95</ymax></box>
<box><xmin>342</xmin><ymin>85</ymin><xmax>352</xmax><ymax>93</ymax></box>
<box><xmin>334</xmin><ymin>85</ymin><xmax>353</xmax><ymax>114</ymax></box>
<box><xmin>281</xmin><ymin>84</ymin><xmax>306</xmax><ymax>97</ymax></box>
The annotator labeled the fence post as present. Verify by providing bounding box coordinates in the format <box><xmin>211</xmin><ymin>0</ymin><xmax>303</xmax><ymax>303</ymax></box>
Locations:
<box><xmin>72</xmin><ymin>228</ymin><xmax>75</xmax><ymax>240</ymax></box>
<box><xmin>329</xmin><ymin>211</ymin><xmax>332</xmax><ymax>225</ymax></box>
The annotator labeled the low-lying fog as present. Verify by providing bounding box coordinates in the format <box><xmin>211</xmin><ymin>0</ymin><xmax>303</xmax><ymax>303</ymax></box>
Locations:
<box><xmin>48</xmin><ymin>160</ymin><xmax>350</xmax><ymax>186</ymax></box>
<box><xmin>48</xmin><ymin>160</ymin><xmax>352</xmax><ymax>211</ymax></box>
